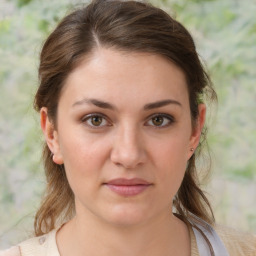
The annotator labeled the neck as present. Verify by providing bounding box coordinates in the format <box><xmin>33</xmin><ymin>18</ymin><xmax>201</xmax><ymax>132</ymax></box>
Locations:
<box><xmin>56</xmin><ymin>207</ymin><xmax>190</xmax><ymax>256</ymax></box>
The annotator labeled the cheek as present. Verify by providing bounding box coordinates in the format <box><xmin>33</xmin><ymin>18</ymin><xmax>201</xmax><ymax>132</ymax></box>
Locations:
<box><xmin>60</xmin><ymin>130</ymin><xmax>110</xmax><ymax>165</ymax></box>
<box><xmin>153</xmin><ymin>132</ymin><xmax>190</xmax><ymax>167</ymax></box>
<box><xmin>151</xmin><ymin>135</ymin><xmax>190</xmax><ymax>195</ymax></box>
<box><xmin>58</xmin><ymin>132</ymin><xmax>111</xmax><ymax>189</ymax></box>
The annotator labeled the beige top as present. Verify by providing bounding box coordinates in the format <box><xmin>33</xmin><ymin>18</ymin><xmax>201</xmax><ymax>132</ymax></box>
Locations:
<box><xmin>1</xmin><ymin>225</ymin><xmax>256</xmax><ymax>256</ymax></box>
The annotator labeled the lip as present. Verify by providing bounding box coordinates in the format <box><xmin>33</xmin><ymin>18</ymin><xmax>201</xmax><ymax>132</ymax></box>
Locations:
<box><xmin>103</xmin><ymin>178</ymin><xmax>153</xmax><ymax>196</ymax></box>
<box><xmin>105</xmin><ymin>178</ymin><xmax>152</xmax><ymax>186</ymax></box>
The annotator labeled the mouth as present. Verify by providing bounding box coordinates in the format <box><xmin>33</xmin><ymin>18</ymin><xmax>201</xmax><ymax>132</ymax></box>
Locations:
<box><xmin>103</xmin><ymin>178</ymin><xmax>153</xmax><ymax>197</ymax></box>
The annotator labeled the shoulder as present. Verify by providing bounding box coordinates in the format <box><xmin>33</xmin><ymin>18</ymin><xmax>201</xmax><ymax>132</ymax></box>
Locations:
<box><xmin>0</xmin><ymin>246</ymin><xmax>21</xmax><ymax>256</ymax></box>
<box><xmin>214</xmin><ymin>224</ymin><xmax>256</xmax><ymax>256</ymax></box>
<box><xmin>0</xmin><ymin>229</ymin><xmax>59</xmax><ymax>256</ymax></box>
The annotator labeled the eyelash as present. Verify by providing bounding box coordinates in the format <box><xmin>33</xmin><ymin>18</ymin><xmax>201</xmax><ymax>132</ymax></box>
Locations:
<box><xmin>81</xmin><ymin>113</ymin><xmax>111</xmax><ymax>129</ymax></box>
<box><xmin>81</xmin><ymin>113</ymin><xmax>175</xmax><ymax>129</ymax></box>
<box><xmin>145</xmin><ymin>113</ymin><xmax>175</xmax><ymax>128</ymax></box>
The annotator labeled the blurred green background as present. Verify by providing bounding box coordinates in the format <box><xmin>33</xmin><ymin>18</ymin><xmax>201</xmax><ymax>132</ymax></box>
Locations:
<box><xmin>0</xmin><ymin>0</ymin><xmax>255</xmax><ymax>249</ymax></box>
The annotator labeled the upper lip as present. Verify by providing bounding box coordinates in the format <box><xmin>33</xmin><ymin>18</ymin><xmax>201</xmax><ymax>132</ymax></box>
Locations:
<box><xmin>105</xmin><ymin>178</ymin><xmax>152</xmax><ymax>186</ymax></box>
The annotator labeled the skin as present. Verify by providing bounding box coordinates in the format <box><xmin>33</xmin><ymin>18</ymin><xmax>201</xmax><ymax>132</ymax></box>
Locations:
<box><xmin>41</xmin><ymin>48</ymin><xmax>206</xmax><ymax>256</ymax></box>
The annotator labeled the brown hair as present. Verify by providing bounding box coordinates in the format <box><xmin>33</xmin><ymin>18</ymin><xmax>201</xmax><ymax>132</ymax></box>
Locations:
<box><xmin>34</xmin><ymin>0</ymin><xmax>216</xmax><ymax>251</ymax></box>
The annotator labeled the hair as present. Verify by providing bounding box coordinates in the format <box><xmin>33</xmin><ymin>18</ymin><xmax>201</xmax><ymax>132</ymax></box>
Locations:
<box><xmin>34</xmin><ymin>0</ymin><xmax>217</xmax><ymax>253</ymax></box>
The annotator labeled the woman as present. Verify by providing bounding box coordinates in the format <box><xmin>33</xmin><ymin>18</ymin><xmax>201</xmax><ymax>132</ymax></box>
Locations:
<box><xmin>1</xmin><ymin>0</ymin><xmax>255</xmax><ymax>255</ymax></box>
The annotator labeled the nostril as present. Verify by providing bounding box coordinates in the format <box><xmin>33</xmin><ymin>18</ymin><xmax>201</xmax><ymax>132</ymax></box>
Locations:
<box><xmin>111</xmin><ymin>153</ymin><xmax>145</xmax><ymax>169</ymax></box>
<box><xmin>110</xmin><ymin>131</ymin><xmax>147</xmax><ymax>168</ymax></box>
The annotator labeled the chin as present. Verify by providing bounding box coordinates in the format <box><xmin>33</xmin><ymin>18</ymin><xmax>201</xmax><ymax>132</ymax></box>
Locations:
<box><xmin>103</xmin><ymin>204</ymin><xmax>150</xmax><ymax>227</ymax></box>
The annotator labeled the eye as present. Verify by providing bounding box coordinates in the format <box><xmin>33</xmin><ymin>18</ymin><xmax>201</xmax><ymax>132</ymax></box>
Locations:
<box><xmin>145</xmin><ymin>114</ymin><xmax>174</xmax><ymax>128</ymax></box>
<box><xmin>82</xmin><ymin>114</ymin><xmax>110</xmax><ymax>128</ymax></box>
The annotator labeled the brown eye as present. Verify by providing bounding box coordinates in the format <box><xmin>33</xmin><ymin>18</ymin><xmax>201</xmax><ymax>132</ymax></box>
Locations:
<box><xmin>146</xmin><ymin>114</ymin><xmax>174</xmax><ymax>128</ymax></box>
<box><xmin>152</xmin><ymin>116</ymin><xmax>164</xmax><ymax>126</ymax></box>
<box><xmin>91</xmin><ymin>116</ymin><xmax>103</xmax><ymax>126</ymax></box>
<box><xmin>82</xmin><ymin>114</ymin><xmax>110</xmax><ymax>128</ymax></box>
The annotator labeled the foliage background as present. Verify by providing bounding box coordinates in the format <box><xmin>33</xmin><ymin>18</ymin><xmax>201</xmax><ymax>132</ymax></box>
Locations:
<box><xmin>0</xmin><ymin>0</ymin><xmax>255</xmax><ymax>249</ymax></box>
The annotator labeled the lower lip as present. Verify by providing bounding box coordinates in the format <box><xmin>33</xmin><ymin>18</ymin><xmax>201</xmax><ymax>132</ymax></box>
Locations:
<box><xmin>105</xmin><ymin>184</ymin><xmax>151</xmax><ymax>196</ymax></box>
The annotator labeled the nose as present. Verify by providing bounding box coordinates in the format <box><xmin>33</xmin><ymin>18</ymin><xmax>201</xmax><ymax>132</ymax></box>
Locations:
<box><xmin>110</xmin><ymin>126</ymin><xmax>147</xmax><ymax>169</ymax></box>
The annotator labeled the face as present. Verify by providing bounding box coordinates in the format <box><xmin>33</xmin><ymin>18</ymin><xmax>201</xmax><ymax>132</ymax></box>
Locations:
<box><xmin>41</xmin><ymin>48</ymin><xmax>205</xmax><ymax>227</ymax></box>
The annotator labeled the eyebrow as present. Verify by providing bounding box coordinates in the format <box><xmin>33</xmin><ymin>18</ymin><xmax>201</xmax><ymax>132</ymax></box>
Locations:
<box><xmin>72</xmin><ymin>98</ymin><xmax>116</xmax><ymax>110</ymax></box>
<box><xmin>143</xmin><ymin>99</ymin><xmax>182</xmax><ymax>110</ymax></box>
<box><xmin>72</xmin><ymin>98</ymin><xmax>182</xmax><ymax>110</ymax></box>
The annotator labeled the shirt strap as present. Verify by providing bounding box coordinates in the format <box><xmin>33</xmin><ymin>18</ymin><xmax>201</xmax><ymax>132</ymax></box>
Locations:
<box><xmin>189</xmin><ymin>216</ymin><xmax>230</xmax><ymax>256</ymax></box>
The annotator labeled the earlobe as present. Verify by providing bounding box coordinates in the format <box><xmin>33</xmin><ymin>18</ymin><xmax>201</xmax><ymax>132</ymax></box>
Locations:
<box><xmin>188</xmin><ymin>104</ymin><xmax>206</xmax><ymax>156</ymax></box>
<box><xmin>40</xmin><ymin>107</ymin><xmax>64</xmax><ymax>165</ymax></box>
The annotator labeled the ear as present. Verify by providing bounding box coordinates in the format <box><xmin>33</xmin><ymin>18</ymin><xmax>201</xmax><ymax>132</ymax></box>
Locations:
<box><xmin>40</xmin><ymin>107</ymin><xmax>64</xmax><ymax>165</ymax></box>
<box><xmin>188</xmin><ymin>104</ymin><xmax>206</xmax><ymax>158</ymax></box>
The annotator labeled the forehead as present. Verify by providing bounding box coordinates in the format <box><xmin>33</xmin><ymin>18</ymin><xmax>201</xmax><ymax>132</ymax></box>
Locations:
<box><xmin>60</xmin><ymin>48</ymin><xmax>189</xmax><ymax>109</ymax></box>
